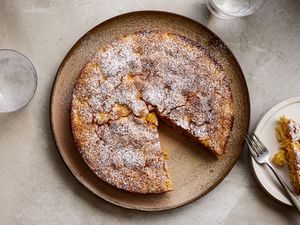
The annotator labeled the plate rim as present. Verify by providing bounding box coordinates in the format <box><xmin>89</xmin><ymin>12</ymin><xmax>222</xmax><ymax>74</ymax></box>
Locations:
<box><xmin>250</xmin><ymin>96</ymin><xmax>300</xmax><ymax>207</ymax></box>
<box><xmin>49</xmin><ymin>10</ymin><xmax>251</xmax><ymax>211</ymax></box>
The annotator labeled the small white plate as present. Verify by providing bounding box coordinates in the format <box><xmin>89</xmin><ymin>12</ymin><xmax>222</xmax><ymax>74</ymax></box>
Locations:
<box><xmin>250</xmin><ymin>97</ymin><xmax>300</xmax><ymax>205</ymax></box>
<box><xmin>251</xmin><ymin>97</ymin><xmax>300</xmax><ymax>205</ymax></box>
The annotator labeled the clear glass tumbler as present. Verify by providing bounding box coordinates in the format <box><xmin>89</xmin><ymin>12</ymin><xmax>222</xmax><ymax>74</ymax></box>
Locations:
<box><xmin>0</xmin><ymin>49</ymin><xmax>37</xmax><ymax>113</ymax></box>
<box><xmin>207</xmin><ymin>0</ymin><xmax>267</xmax><ymax>19</ymax></box>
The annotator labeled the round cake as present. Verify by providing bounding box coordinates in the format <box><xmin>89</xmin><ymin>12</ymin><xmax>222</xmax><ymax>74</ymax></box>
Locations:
<box><xmin>71</xmin><ymin>31</ymin><xmax>234</xmax><ymax>193</ymax></box>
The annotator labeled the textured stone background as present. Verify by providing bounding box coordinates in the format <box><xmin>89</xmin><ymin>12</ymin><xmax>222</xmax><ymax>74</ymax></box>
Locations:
<box><xmin>0</xmin><ymin>0</ymin><xmax>299</xmax><ymax>224</ymax></box>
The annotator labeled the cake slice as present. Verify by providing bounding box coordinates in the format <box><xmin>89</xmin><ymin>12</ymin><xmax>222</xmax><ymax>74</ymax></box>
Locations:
<box><xmin>273</xmin><ymin>116</ymin><xmax>300</xmax><ymax>194</ymax></box>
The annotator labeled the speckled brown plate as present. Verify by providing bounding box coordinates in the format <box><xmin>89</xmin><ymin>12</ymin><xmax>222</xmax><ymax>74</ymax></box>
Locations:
<box><xmin>50</xmin><ymin>11</ymin><xmax>250</xmax><ymax>211</ymax></box>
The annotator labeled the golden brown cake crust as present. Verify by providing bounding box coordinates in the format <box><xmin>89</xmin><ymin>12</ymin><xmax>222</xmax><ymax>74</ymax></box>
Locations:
<box><xmin>71</xmin><ymin>31</ymin><xmax>234</xmax><ymax>193</ymax></box>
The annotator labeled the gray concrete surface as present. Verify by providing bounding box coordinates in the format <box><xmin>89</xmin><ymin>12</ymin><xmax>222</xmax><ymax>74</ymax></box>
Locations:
<box><xmin>0</xmin><ymin>0</ymin><xmax>299</xmax><ymax>224</ymax></box>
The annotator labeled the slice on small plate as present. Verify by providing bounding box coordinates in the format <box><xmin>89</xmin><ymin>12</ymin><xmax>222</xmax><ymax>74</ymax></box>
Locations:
<box><xmin>251</xmin><ymin>97</ymin><xmax>300</xmax><ymax>205</ymax></box>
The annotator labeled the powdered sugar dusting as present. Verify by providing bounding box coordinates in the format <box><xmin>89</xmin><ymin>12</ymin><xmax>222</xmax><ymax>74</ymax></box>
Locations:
<box><xmin>100</xmin><ymin>36</ymin><xmax>142</xmax><ymax>78</ymax></box>
<box><xmin>288</xmin><ymin>120</ymin><xmax>300</xmax><ymax>141</ymax></box>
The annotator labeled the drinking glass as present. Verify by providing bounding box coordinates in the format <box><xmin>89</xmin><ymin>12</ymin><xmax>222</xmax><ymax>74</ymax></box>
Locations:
<box><xmin>0</xmin><ymin>49</ymin><xmax>37</xmax><ymax>113</ymax></box>
<box><xmin>207</xmin><ymin>0</ymin><xmax>267</xmax><ymax>19</ymax></box>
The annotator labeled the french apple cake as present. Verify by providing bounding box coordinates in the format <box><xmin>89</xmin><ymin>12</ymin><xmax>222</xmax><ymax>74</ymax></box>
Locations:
<box><xmin>71</xmin><ymin>31</ymin><xmax>234</xmax><ymax>193</ymax></box>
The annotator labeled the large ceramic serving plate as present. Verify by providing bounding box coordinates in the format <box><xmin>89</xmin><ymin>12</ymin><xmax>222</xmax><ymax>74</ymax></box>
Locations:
<box><xmin>251</xmin><ymin>97</ymin><xmax>300</xmax><ymax>206</ymax></box>
<box><xmin>50</xmin><ymin>11</ymin><xmax>250</xmax><ymax>211</ymax></box>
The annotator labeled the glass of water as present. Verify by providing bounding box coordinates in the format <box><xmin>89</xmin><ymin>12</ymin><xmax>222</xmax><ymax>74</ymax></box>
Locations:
<box><xmin>207</xmin><ymin>0</ymin><xmax>267</xmax><ymax>19</ymax></box>
<box><xmin>0</xmin><ymin>49</ymin><xmax>37</xmax><ymax>113</ymax></box>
